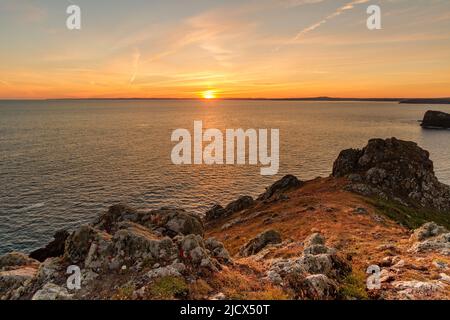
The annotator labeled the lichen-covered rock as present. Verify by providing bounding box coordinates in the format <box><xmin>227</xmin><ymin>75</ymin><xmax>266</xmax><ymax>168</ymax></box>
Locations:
<box><xmin>265</xmin><ymin>234</ymin><xmax>350</xmax><ymax>300</ymax></box>
<box><xmin>205</xmin><ymin>238</ymin><xmax>231</xmax><ymax>263</ymax></box>
<box><xmin>411</xmin><ymin>222</ymin><xmax>448</xmax><ymax>242</ymax></box>
<box><xmin>31</xmin><ymin>282</ymin><xmax>73</xmax><ymax>300</ymax></box>
<box><xmin>112</xmin><ymin>224</ymin><xmax>177</xmax><ymax>265</ymax></box>
<box><xmin>146</xmin><ymin>262</ymin><xmax>186</xmax><ymax>279</ymax></box>
<box><xmin>258</xmin><ymin>175</ymin><xmax>303</xmax><ymax>201</ymax></box>
<box><xmin>147</xmin><ymin>207</ymin><xmax>204</xmax><ymax>237</ymax></box>
<box><xmin>332</xmin><ymin>138</ymin><xmax>450</xmax><ymax>211</ymax></box>
<box><xmin>240</xmin><ymin>230</ymin><xmax>282</xmax><ymax>256</ymax></box>
<box><xmin>64</xmin><ymin>225</ymin><xmax>111</xmax><ymax>264</ymax></box>
<box><xmin>299</xmin><ymin>274</ymin><xmax>338</xmax><ymax>300</ymax></box>
<box><xmin>393</xmin><ymin>280</ymin><xmax>445</xmax><ymax>299</ymax></box>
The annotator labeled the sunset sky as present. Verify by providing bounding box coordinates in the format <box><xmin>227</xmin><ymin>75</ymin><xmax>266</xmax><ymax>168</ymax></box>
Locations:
<box><xmin>0</xmin><ymin>0</ymin><xmax>449</xmax><ymax>99</ymax></box>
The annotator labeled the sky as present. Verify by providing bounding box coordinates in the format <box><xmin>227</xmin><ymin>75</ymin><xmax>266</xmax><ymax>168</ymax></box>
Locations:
<box><xmin>0</xmin><ymin>0</ymin><xmax>449</xmax><ymax>99</ymax></box>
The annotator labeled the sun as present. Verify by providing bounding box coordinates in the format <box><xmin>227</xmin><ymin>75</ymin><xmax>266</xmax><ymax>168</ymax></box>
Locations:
<box><xmin>202</xmin><ymin>90</ymin><xmax>216</xmax><ymax>99</ymax></box>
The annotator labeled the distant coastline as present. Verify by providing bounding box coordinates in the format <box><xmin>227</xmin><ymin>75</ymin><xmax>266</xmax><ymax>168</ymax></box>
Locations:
<box><xmin>1</xmin><ymin>97</ymin><xmax>450</xmax><ymax>104</ymax></box>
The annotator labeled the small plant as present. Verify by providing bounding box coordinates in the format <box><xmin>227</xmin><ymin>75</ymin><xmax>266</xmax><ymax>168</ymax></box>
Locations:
<box><xmin>149</xmin><ymin>276</ymin><xmax>188</xmax><ymax>299</ymax></box>
<box><xmin>338</xmin><ymin>270</ymin><xmax>369</xmax><ymax>300</ymax></box>
<box><xmin>113</xmin><ymin>282</ymin><xmax>136</xmax><ymax>300</ymax></box>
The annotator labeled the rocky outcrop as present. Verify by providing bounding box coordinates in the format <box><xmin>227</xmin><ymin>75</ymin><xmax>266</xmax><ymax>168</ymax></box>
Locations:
<box><xmin>264</xmin><ymin>234</ymin><xmax>351</xmax><ymax>300</ymax></box>
<box><xmin>94</xmin><ymin>204</ymin><xmax>204</xmax><ymax>237</ymax></box>
<box><xmin>258</xmin><ymin>175</ymin><xmax>303</xmax><ymax>201</ymax></box>
<box><xmin>240</xmin><ymin>230</ymin><xmax>282</xmax><ymax>256</ymax></box>
<box><xmin>421</xmin><ymin>110</ymin><xmax>450</xmax><ymax>129</ymax></box>
<box><xmin>332</xmin><ymin>138</ymin><xmax>450</xmax><ymax>211</ymax></box>
<box><xmin>30</xmin><ymin>230</ymin><xmax>69</xmax><ymax>262</ymax></box>
<box><xmin>205</xmin><ymin>196</ymin><xmax>254</xmax><ymax>222</ymax></box>
<box><xmin>0</xmin><ymin>204</ymin><xmax>229</xmax><ymax>300</ymax></box>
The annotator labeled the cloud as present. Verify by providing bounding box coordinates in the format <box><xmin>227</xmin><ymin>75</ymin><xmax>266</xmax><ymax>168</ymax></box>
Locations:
<box><xmin>293</xmin><ymin>0</ymin><xmax>370</xmax><ymax>41</ymax></box>
<box><xmin>129</xmin><ymin>48</ymin><xmax>141</xmax><ymax>84</ymax></box>
<box><xmin>279</xmin><ymin>0</ymin><xmax>325</xmax><ymax>8</ymax></box>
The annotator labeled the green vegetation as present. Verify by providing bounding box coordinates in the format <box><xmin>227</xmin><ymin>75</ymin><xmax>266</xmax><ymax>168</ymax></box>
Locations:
<box><xmin>338</xmin><ymin>271</ymin><xmax>368</xmax><ymax>300</ymax></box>
<box><xmin>149</xmin><ymin>276</ymin><xmax>188</xmax><ymax>299</ymax></box>
<box><xmin>365</xmin><ymin>197</ymin><xmax>450</xmax><ymax>230</ymax></box>
<box><xmin>113</xmin><ymin>282</ymin><xmax>136</xmax><ymax>300</ymax></box>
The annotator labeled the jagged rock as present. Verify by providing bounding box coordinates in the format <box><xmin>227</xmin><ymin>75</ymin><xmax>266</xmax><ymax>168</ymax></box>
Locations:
<box><xmin>205</xmin><ymin>196</ymin><xmax>254</xmax><ymax>222</ymax></box>
<box><xmin>147</xmin><ymin>207</ymin><xmax>204</xmax><ymax>237</ymax></box>
<box><xmin>240</xmin><ymin>230</ymin><xmax>282</xmax><ymax>256</ymax></box>
<box><xmin>411</xmin><ymin>222</ymin><xmax>448</xmax><ymax>242</ymax></box>
<box><xmin>93</xmin><ymin>204</ymin><xmax>139</xmax><ymax>233</ymax></box>
<box><xmin>0</xmin><ymin>252</ymin><xmax>38</xmax><ymax>271</ymax></box>
<box><xmin>64</xmin><ymin>225</ymin><xmax>111</xmax><ymax>264</ymax></box>
<box><xmin>205</xmin><ymin>238</ymin><xmax>231</xmax><ymax>263</ymax></box>
<box><xmin>421</xmin><ymin>110</ymin><xmax>450</xmax><ymax>129</ymax></box>
<box><xmin>204</xmin><ymin>205</ymin><xmax>227</xmax><ymax>222</ymax></box>
<box><xmin>112</xmin><ymin>224</ymin><xmax>177</xmax><ymax>264</ymax></box>
<box><xmin>299</xmin><ymin>274</ymin><xmax>338</xmax><ymax>300</ymax></box>
<box><xmin>31</xmin><ymin>283</ymin><xmax>73</xmax><ymax>300</ymax></box>
<box><xmin>258</xmin><ymin>175</ymin><xmax>303</xmax><ymax>201</ymax></box>
<box><xmin>35</xmin><ymin>257</ymin><xmax>65</xmax><ymax>285</ymax></box>
<box><xmin>30</xmin><ymin>230</ymin><xmax>69</xmax><ymax>262</ymax></box>
<box><xmin>333</xmin><ymin>138</ymin><xmax>450</xmax><ymax>211</ymax></box>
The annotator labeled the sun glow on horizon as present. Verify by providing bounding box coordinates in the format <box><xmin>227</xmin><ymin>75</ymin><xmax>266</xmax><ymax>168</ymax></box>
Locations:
<box><xmin>202</xmin><ymin>90</ymin><xmax>217</xmax><ymax>100</ymax></box>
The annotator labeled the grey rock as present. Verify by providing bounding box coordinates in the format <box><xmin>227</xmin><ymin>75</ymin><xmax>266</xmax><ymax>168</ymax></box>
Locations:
<box><xmin>31</xmin><ymin>283</ymin><xmax>73</xmax><ymax>300</ymax></box>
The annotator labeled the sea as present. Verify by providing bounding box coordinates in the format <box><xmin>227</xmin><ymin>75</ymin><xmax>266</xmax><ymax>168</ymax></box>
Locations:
<box><xmin>1</xmin><ymin>99</ymin><xmax>449</xmax><ymax>254</ymax></box>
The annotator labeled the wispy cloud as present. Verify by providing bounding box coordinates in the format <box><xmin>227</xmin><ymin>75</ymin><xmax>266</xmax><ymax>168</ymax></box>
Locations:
<box><xmin>129</xmin><ymin>48</ymin><xmax>141</xmax><ymax>84</ymax></box>
<box><xmin>293</xmin><ymin>0</ymin><xmax>370</xmax><ymax>41</ymax></box>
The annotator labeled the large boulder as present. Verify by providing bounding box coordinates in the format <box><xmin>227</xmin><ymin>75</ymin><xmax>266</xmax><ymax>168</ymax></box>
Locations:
<box><xmin>421</xmin><ymin>110</ymin><xmax>450</xmax><ymax>129</ymax></box>
<box><xmin>258</xmin><ymin>175</ymin><xmax>303</xmax><ymax>201</ymax></box>
<box><xmin>332</xmin><ymin>138</ymin><xmax>450</xmax><ymax>211</ymax></box>
<box><xmin>146</xmin><ymin>207</ymin><xmax>204</xmax><ymax>237</ymax></box>
<box><xmin>64</xmin><ymin>225</ymin><xmax>112</xmax><ymax>265</ymax></box>
<box><xmin>240</xmin><ymin>230</ymin><xmax>282</xmax><ymax>256</ymax></box>
<box><xmin>298</xmin><ymin>274</ymin><xmax>338</xmax><ymax>300</ymax></box>
<box><xmin>112</xmin><ymin>223</ymin><xmax>177</xmax><ymax>266</ymax></box>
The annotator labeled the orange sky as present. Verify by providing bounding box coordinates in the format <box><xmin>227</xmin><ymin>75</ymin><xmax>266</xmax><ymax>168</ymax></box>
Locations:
<box><xmin>0</xmin><ymin>0</ymin><xmax>449</xmax><ymax>99</ymax></box>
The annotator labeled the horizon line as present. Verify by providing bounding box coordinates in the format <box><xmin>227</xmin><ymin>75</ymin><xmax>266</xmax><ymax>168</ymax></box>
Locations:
<box><xmin>1</xmin><ymin>96</ymin><xmax>450</xmax><ymax>102</ymax></box>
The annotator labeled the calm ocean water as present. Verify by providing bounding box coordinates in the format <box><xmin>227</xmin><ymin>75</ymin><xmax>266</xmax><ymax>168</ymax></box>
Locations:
<box><xmin>1</xmin><ymin>100</ymin><xmax>450</xmax><ymax>254</ymax></box>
